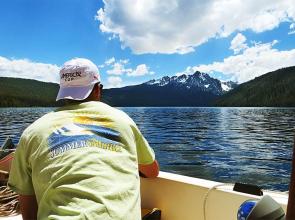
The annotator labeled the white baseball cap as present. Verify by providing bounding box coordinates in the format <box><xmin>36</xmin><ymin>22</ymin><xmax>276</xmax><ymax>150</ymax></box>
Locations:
<box><xmin>56</xmin><ymin>58</ymin><xmax>101</xmax><ymax>101</ymax></box>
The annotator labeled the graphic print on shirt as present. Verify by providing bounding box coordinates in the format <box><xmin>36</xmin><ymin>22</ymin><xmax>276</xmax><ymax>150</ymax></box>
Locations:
<box><xmin>48</xmin><ymin>117</ymin><xmax>123</xmax><ymax>158</ymax></box>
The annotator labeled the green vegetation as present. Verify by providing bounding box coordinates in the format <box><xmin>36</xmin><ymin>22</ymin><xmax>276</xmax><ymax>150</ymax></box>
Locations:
<box><xmin>1</xmin><ymin>66</ymin><xmax>294</xmax><ymax>107</ymax></box>
<box><xmin>216</xmin><ymin>66</ymin><xmax>295</xmax><ymax>107</ymax></box>
<box><xmin>0</xmin><ymin>77</ymin><xmax>59</xmax><ymax>107</ymax></box>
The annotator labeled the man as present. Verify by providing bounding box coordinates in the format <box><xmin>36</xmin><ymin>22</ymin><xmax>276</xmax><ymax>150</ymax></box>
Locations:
<box><xmin>8</xmin><ymin>58</ymin><xmax>159</xmax><ymax>220</ymax></box>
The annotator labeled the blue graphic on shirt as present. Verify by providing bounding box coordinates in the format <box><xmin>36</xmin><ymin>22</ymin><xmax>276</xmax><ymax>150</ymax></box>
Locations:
<box><xmin>48</xmin><ymin>123</ymin><xmax>122</xmax><ymax>157</ymax></box>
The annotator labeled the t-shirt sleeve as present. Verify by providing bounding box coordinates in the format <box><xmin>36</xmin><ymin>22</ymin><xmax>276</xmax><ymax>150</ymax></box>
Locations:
<box><xmin>132</xmin><ymin>124</ymin><xmax>155</xmax><ymax>165</ymax></box>
<box><xmin>8</xmin><ymin>134</ymin><xmax>35</xmax><ymax>195</ymax></box>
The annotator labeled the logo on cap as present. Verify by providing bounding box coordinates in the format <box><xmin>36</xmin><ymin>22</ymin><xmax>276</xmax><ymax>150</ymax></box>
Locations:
<box><xmin>61</xmin><ymin>72</ymin><xmax>82</xmax><ymax>82</ymax></box>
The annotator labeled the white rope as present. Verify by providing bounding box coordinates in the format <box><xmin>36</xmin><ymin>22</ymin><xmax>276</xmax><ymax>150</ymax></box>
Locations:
<box><xmin>0</xmin><ymin>150</ymin><xmax>15</xmax><ymax>152</ymax></box>
<box><xmin>203</xmin><ymin>183</ymin><xmax>234</xmax><ymax>220</ymax></box>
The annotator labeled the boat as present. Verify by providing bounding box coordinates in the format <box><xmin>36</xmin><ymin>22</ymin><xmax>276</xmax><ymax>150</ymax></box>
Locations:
<box><xmin>0</xmin><ymin>171</ymin><xmax>289</xmax><ymax>220</ymax></box>
<box><xmin>141</xmin><ymin>171</ymin><xmax>288</xmax><ymax>220</ymax></box>
<box><xmin>0</xmin><ymin>138</ymin><xmax>291</xmax><ymax>220</ymax></box>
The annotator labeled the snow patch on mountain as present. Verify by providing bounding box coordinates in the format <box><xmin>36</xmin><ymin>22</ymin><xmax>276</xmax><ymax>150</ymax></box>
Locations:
<box><xmin>145</xmin><ymin>71</ymin><xmax>238</xmax><ymax>95</ymax></box>
<box><xmin>221</xmin><ymin>82</ymin><xmax>230</xmax><ymax>91</ymax></box>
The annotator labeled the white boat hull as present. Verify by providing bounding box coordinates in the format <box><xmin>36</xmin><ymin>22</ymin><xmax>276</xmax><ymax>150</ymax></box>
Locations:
<box><xmin>0</xmin><ymin>171</ymin><xmax>288</xmax><ymax>220</ymax></box>
<box><xmin>141</xmin><ymin>171</ymin><xmax>288</xmax><ymax>220</ymax></box>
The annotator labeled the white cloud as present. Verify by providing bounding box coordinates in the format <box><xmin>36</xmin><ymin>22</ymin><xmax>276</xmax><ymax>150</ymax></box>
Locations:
<box><xmin>106</xmin><ymin>62</ymin><xmax>132</xmax><ymax>75</ymax></box>
<box><xmin>105</xmin><ymin>57</ymin><xmax>115</xmax><ymax>65</ymax></box>
<box><xmin>120</xmin><ymin>59</ymin><xmax>129</xmax><ymax>64</ymax></box>
<box><xmin>106</xmin><ymin>58</ymin><xmax>152</xmax><ymax>77</ymax></box>
<box><xmin>230</xmin><ymin>33</ymin><xmax>248</xmax><ymax>54</ymax></box>
<box><xmin>127</xmin><ymin>64</ymin><xmax>149</xmax><ymax>76</ymax></box>
<box><xmin>0</xmin><ymin>56</ymin><xmax>60</xmax><ymax>83</ymax></box>
<box><xmin>176</xmin><ymin>46</ymin><xmax>195</xmax><ymax>55</ymax></box>
<box><xmin>107</xmin><ymin>76</ymin><xmax>122</xmax><ymax>88</ymax></box>
<box><xmin>176</xmin><ymin>66</ymin><xmax>198</xmax><ymax>77</ymax></box>
<box><xmin>191</xmin><ymin>41</ymin><xmax>295</xmax><ymax>83</ymax></box>
<box><xmin>289</xmin><ymin>23</ymin><xmax>295</xmax><ymax>35</ymax></box>
<box><xmin>96</xmin><ymin>0</ymin><xmax>295</xmax><ymax>54</ymax></box>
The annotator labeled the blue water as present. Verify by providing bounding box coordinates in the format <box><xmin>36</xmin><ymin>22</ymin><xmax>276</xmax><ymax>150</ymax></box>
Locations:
<box><xmin>0</xmin><ymin>107</ymin><xmax>294</xmax><ymax>191</ymax></box>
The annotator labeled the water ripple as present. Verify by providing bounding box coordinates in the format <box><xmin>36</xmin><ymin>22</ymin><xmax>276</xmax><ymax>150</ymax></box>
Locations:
<box><xmin>121</xmin><ymin>107</ymin><xmax>295</xmax><ymax>191</ymax></box>
<box><xmin>1</xmin><ymin>107</ymin><xmax>295</xmax><ymax>191</ymax></box>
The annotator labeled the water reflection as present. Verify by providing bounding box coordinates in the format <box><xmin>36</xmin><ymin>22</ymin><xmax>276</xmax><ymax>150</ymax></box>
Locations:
<box><xmin>121</xmin><ymin>107</ymin><xmax>295</xmax><ymax>191</ymax></box>
<box><xmin>0</xmin><ymin>107</ymin><xmax>294</xmax><ymax>191</ymax></box>
<box><xmin>0</xmin><ymin>108</ymin><xmax>55</xmax><ymax>144</ymax></box>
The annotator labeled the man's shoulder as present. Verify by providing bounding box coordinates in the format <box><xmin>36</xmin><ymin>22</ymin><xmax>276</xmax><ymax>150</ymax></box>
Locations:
<box><xmin>88</xmin><ymin>101</ymin><xmax>136</xmax><ymax>125</ymax></box>
<box><xmin>23</xmin><ymin>111</ymin><xmax>56</xmax><ymax>135</ymax></box>
<box><xmin>85</xmin><ymin>101</ymin><xmax>130</xmax><ymax>116</ymax></box>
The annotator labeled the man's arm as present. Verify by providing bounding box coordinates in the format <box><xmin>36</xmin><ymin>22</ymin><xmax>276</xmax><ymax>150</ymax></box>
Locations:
<box><xmin>19</xmin><ymin>195</ymin><xmax>38</xmax><ymax>220</ymax></box>
<box><xmin>139</xmin><ymin>160</ymin><xmax>160</xmax><ymax>178</ymax></box>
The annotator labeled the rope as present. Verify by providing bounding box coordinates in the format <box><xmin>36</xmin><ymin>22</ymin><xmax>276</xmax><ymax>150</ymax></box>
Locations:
<box><xmin>203</xmin><ymin>183</ymin><xmax>234</xmax><ymax>220</ymax></box>
<box><xmin>0</xmin><ymin>170</ymin><xmax>19</xmax><ymax>216</ymax></box>
<box><xmin>0</xmin><ymin>149</ymin><xmax>15</xmax><ymax>152</ymax></box>
<box><xmin>0</xmin><ymin>186</ymin><xmax>19</xmax><ymax>216</ymax></box>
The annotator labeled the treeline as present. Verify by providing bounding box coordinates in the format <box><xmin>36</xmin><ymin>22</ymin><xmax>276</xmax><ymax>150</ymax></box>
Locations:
<box><xmin>0</xmin><ymin>77</ymin><xmax>218</xmax><ymax>107</ymax></box>
<box><xmin>215</xmin><ymin>66</ymin><xmax>295</xmax><ymax>107</ymax></box>
<box><xmin>102</xmin><ymin>84</ymin><xmax>218</xmax><ymax>107</ymax></box>
<box><xmin>0</xmin><ymin>77</ymin><xmax>59</xmax><ymax>107</ymax></box>
<box><xmin>1</xmin><ymin>66</ymin><xmax>295</xmax><ymax>107</ymax></box>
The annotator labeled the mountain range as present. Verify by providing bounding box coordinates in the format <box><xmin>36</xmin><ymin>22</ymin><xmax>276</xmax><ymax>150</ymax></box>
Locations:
<box><xmin>146</xmin><ymin>72</ymin><xmax>237</xmax><ymax>95</ymax></box>
<box><xmin>103</xmin><ymin>71</ymin><xmax>237</xmax><ymax>106</ymax></box>
<box><xmin>0</xmin><ymin>66</ymin><xmax>294</xmax><ymax>107</ymax></box>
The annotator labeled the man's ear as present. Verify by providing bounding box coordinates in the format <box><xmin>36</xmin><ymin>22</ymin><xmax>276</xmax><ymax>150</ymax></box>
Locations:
<box><xmin>94</xmin><ymin>83</ymin><xmax>101</xmax><ymax>101</ymax></box>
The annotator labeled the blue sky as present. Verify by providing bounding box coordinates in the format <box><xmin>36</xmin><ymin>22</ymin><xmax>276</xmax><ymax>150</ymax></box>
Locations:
<box><xmin>0</xmin><ymin>0</ymin><xmax>295</xmax><ymax>88</ymax></box>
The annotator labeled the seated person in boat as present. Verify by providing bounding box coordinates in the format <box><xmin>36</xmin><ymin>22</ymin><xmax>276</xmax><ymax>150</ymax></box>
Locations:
<box><xmin>8</xmin><ymin>58</ymin><xmax>160</xmax><ymax>220</ymax></box>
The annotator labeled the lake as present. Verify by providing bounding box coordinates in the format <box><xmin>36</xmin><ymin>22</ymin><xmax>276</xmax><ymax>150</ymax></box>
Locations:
<box><xmin>0</xmin><ymin>107</ymin><xmax>294</xmax><ymax>191</ymax></box>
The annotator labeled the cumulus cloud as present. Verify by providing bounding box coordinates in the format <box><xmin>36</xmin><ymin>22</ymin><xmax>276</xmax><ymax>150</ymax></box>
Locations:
<box><xmin>0</xmin><ymin>56</ymin><xmax>60</xmax><ymax>83</ymax></box>
<box><xmin>107</xmin><ymin>62</ymin><xmax>131</xmax><ymax>75</ymax></box>
<box><xmin>107</xmin><ymin>76</ymin><xmax>122</xmax><ymax>88</ymax></box>
<box><xmin>189</xmin><ymin>40</ymin><xmax>295</xmax><ymax>83</ymax></box>
<box><xmin>105</xmin><ymin>58</ymin><xmax>153</xmax><ymax>77</ymax></box>
<box><xmin>120</xmin><ymin>59</ymin><xmax>129</xmax><ymax>64</ymax></box>
<box><xmin>105</xmin><ymin>57</ymin><xmax>115</xmax><ymax>65</ymax></box>
<box><xmin>96</xmin><ymin>0</ymin><xmax>295</xmax><ymax>54</ymax></box>
<box><xmin>230</xmin><ymin>33</ymin><xmax>248</xmax><ymax>54</ymax></box>
<box><xmin>127</xmin><ymin>64</ymin><xmax>149</xmax><ymax>76</ymax></box>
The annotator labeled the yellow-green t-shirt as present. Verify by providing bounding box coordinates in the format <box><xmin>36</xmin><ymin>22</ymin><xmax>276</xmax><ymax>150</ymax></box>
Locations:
<box><xmin>8</xmin><ymin>101</ymin><xmax>155</xmax><ymax>220</ymax></box>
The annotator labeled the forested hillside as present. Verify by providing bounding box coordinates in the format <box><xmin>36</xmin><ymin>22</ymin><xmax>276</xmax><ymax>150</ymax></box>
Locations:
<box><xmin>0</xmin><ymin>77</ymin><xmax>59</xmax><ymax>107</ymax></box>
<box><xmin>215</xmin><ymin>66</ymin><xmax>295</xmax><ymax>107</ymax></box>
<box><xmin>1</xmin><ymin>66</ymin><xmax>294</xmax><ymax>107</ymax></box>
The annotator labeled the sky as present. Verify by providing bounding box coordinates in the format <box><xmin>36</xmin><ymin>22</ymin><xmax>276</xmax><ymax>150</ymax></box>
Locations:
<box><xmin>0</xmin><ymin>0</ymin><xmax>295</xmax><ymax>88</ymax></box>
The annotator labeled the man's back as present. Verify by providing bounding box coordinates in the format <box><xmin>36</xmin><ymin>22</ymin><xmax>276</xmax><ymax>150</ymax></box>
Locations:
<box><xmin>9</xmin><ymin>101</ymin><xmax>155</xmax><ymax>219</ymax></box>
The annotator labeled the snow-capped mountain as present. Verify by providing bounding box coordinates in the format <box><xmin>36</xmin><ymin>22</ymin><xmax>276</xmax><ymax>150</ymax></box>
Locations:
<box><xmin>102</xmin><ymin>71</ymin><xmax>238</xmax><ymax>106</ymax></box>
<box><xmin>144</xmin><ymin>71</ymin><xmax>237</xmax><ymax>95</ymax></box>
